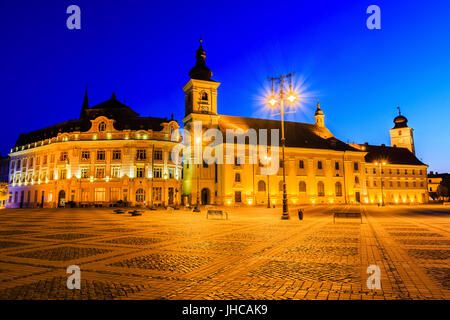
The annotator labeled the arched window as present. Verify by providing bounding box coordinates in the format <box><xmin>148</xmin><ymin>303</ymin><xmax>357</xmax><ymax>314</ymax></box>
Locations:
<box><xmin>136</xmin><ymin>188</ymin><xmax>145</xmax><ymax>202</ymax></box>
<box><xmin>335</xmin><ymin>182</ymin><xmax>343</xmax><ymax>197</ymax></box>
<box><xmin>299</xmin><ymin>181</ymin><xmax>306</xmax><ymax>192</ymax></box>
<box><xmin>258</xmin><ymin>180</ymin><xmax>266</xmax><ymax>192</ymax></box>
<box><xmin>200</xmin><ymin>92</ymin><xmax>208</xmax><ymax>101</ymax></box>
<box><xmin>279</xmin><ymin>180</ymin><xmax>284</xmax><ymax>192</ymax></box>
<box><xmin>235</xmin><ymin>173</ymin><xmax>241</xmax><ymax>182</ymax></box>
<box><xmin>98</xmin><ymin>122</ymin><xmax>106</xmax><ymax>132</ymax></box>
<box><xmin>317</xmin><ymin>181</ymin><xmax>325</xmax><ymax>197</ymax></box>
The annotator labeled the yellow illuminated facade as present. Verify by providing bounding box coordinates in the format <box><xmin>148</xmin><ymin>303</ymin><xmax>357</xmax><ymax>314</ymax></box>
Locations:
<box><xmin>7</xmin><ymin>94</ymin><xmax>182</xmax><ymax>208</ymax></box>
<box><xmin>182</xmin><ymin>42</ymin><xmax>429</xmax><ymax>206</ymax></box>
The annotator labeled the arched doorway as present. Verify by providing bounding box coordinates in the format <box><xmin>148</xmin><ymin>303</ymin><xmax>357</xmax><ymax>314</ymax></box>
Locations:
<box><xmin>201</xmin><ymin>188</ymin><xmax>210</xmax><ymax>205</ymax></box>
<box><xmin>58</xmin><ymin>190</ymin><xmax>66</xmax><ymax>207</ymax></box>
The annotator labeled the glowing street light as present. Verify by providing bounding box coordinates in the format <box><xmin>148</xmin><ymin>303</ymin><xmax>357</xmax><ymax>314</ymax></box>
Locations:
<box><xmin>266</xmin><ymin>73</ymin><xmax>297</xmax><ymax>220</ymax></box>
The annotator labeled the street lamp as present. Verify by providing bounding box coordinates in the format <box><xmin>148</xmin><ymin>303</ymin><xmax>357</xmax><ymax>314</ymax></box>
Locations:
<box><xmin>267</xmin><ymin>73</ymin><xmax>297</xmax><ymax>220</ymax></box>
<box><xmin>264</xmin><ymin>155</ymin><xmax>271</xmax><ymax>208</ymax></box>
<box><xmin>193</xmin><ymin>137</ymin><xmax>201</xmax><ymax>212</ymax></box>
<box><xmin>374</xmin><ymin>161</ymin><xmax>387</xmax><ymax>206</ymax></box>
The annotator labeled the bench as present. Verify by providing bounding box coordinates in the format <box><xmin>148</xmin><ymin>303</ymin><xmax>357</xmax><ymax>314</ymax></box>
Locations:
<box><xmin>128</xmin><ymin>210</ymin><xmax>143</xmax><ymax>216</ymax></box>
<box><xmin>206</xmin><ymin>209</ymin><xmax>228</xmax><ymax>220</ymax></box>
<box><xmin>113</xmin><ymin>209</ymin><xmax>125</xmax><ymax>214</ymax></box>
<box><xmin>333</xmin><ymin>211</ymin><xmax>362</xmax><ymax>224</ymax></box>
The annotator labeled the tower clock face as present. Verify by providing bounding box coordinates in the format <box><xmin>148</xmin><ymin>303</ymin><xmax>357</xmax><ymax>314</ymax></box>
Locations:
<box><xmin>199</xmin><ymin>104</ymin><xmax>209</xmax><ymax>113</ymax></box>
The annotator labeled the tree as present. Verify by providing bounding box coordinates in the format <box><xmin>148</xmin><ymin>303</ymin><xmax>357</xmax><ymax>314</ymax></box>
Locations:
<box><xmin>0</xmin><ymin>182</ymin><xmax>11</xmax><ymax>205</ymax></box>
<box><xmin>437</xmin><ymin>184</ymin><xmax>449</xmax><ymax>200</ymax></box>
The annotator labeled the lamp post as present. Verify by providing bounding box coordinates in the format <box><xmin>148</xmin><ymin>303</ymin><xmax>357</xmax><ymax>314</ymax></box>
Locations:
<box><xmin>267</xmin><ymin>73</ymin><xmax>297</xmax><ymax>220</ymax></box>
<box><xmin>264</xmin><ymin>155</ymin><xmax>271</xmax><ymax>208</ymax></box>
<box><xmin>375</xmin><ymin>161</ymin><xmax>387</xmax><ymax>206</ymax></box>
<box><xmin>193</xmin><ymin>137</ymin><xmax>201</xmax><ymax>212</ymax></box>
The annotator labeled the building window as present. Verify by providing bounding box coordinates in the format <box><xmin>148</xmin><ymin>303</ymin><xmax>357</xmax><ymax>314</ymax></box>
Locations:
<box><xmin>153</xmin><ymin>149</ymin><xmax>163</xmax><ymax>160</ymax></box>
<box><xmin>136</xmin><ymin>149</ymin><xmax>146</xmax><ymax>160</ymax></box>
<box><xmin>29</xmin><ymin>158</ymin><xmax>33</xmax><ymax>168</ymax></box>
<box><xmin>374</xmin><ymin>181</ymin><xmax>377</xmax><ymax>187</ymax></box>
<box><xmin>413</xmin><ymin>181</ymin><xmax>416</xmax><ymax>187</ymax></box>
<box><xmin>203</xmin><ymin>161</ymin><xmax>209</xmax><ymax>168</ymax></box>
<box><xmin>412</xmin><ymin>170</ymin><xmax>415</xmax><ymax>175</ymax></box>
<box><xmin>390</xmin><ymin>181</ymin><xmax>393</xmax><ymax>187</ymax></box>
<box><xmin>136</xmin><ymin>188</ymin><xmax>145</xmax><ymax>203</ymax></box>
<box><xmin>405</xmin><ymin>169</ymin><xmax>408</xmax><ymax>175</ymax></box>
<box><xmin>110</xmin><ymin>188</ymin><xmax>120</xmax><ymax>202</ymax></box>
<box><xmin>235</xmin><ymin>173</ymin><xmax>241</xmax><ymax>182</ymax></box>
<box><xmin>112</xmin><ymin>150</ymin><xmax>121</xmax><ymax>160</ymax></box>
<box><xmin>97</xmin><ymin>151</ymin><xmax>106</xmax><ymax>161</ymax></box>
<box><xmin>98</xmin><ymin>122</ymin><xmax>106</xmax><ymax>132</ymax></box>
<box><xmin>111</xmin><ymin>167</ymin><xmax>120</xmax><ymax>178</ymax></box>
<box><xmin>335</xmin><ymin>182</ymin><xmax>343</xmax><ymax>197</ymax></box>
<box><xmin>60</xmin><ymin>152</ymin><xmax>68</xmax><ymax>161</ymax></box>
<box><xmin>355</xmin><ymin>176</ymin><xmax>359</xmax><ymax>184</ymax></box>
<box><xmin>235</xmin><ymin>157</ymin><xmax>241</xmax><ymax>166</ymax></box>
<box><xmin>299</xmin><ymin>160</ymin><xmax>304</xmax><ymax>169</ymax></box>
<box><xmin>94</xmin><ymin>188</ymin><xmax>106</xmax><ymax>202</ymax></box>
<box><xmin>169</xmin><ymin>168</ymin><xmax>174</xmax><ymax>179</ymax></box>
<box><xmin>354</xmin><ymin>162</ymin><xmax>359</xmax><ymax>171</ymax></box>
<box><xmin>398</xmin><ymin>181</ymin><xmax>401</xmax><ymax>187</ymax></box>
<box><xmin>299</xmin><ymin>181</ymin><xmax>306</xmax><ymax>192</ymax></box>
<box><xmin>95</xmin><ymin>167</ymin><xmax>105</xmax><ymax>178</ymax></box>
<box><xmin>405</xmin><ymin>181</ymin><xmax>409</xmax><ymax>187</ymax></box>
<box><xmin>152</xmin><ymin>187</ymin><xmax>162</xmax><ymax>201</ymax></box>
<box><xmin>317</xmin><ymin>161</ymin><xmax>323</xmax><ymax>170</ymax></box>
<box><xmin>81</xmin><ymin>167</ymin><xmax>89</xmax><ymax>178</ymax></box>
<box><xmin>335</xmin><ymin>162</ymin><xmax>340</xmax><ymax>170</ymax></box>
<box><xmin>59</xmin><ymin>169</ymin><xmax>67</xmax><ymax>180</ymax></box>
<box><xmin>258</xmin><ymin>180</ymin><xmax>266</xmax><ymax>192</ymax></box>
<box><xmin>81</xmin><ymin>151</ymin><xmax>90</xmax><ymax>160</ymax></box>
<box><xmin>373</xmin><ymin>168</ymin><xmax>376</xmax><ymax>174</ymax></box>
<box><xmin>153</xmin><ymin>167</ymin><xmax>162</xmax><ymax>178</ymax></box>
<box><xmin>200</xmin><ymin>91</ymin><xmax>208</xmax><ymax>101</ymax></box>
<box><xmin>317</xmin><ymin>181</ymin><xmax>325</xmax><ymax>196</ymax></box>
<box><xmin>136</xmin><ymin>167</ymin><xmax>145</xmax><ymax>178</ymax></box>
<box><xmin>43</xmin><ymin>155</ymin><xmax>47</xmax><ymax>165</ymax></box>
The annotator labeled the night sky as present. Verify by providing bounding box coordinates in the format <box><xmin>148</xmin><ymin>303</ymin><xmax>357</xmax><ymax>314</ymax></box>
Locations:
<box><xmin>1</xmin><ymin>0</ymin><xmax>449</xmax><ymax>172</ymax></box>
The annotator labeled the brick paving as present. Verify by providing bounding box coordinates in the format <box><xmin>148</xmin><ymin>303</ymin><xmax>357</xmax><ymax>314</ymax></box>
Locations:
<box><xmin>0</xmin><ymin>205</ymin><xmax>449</xmax><ymax>300</ymax></box>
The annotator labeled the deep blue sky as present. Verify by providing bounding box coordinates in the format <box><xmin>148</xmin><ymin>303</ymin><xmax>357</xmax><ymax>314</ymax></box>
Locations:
<box><xmin>1</xmin><ymin>0</ymin><xmax>449</xmax><ymax>172</ymax></box>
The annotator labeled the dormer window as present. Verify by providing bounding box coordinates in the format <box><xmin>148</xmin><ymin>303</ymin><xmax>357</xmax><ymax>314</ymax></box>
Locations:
<box><xmin>99</xmin><ymin>122</ymin><xmax>106</xmax><ymax>132</ymax></box>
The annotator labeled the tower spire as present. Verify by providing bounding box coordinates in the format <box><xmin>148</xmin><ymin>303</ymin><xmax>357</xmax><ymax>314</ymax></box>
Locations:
<box><xmin>80</xmin><ymin>84</ymin><xmax>89</xmax><ymax>119</ymax></box>
<box><xmin>188</xmin><ymin>37</ymin><xmax>213</xmax><ymax>80</ymax></box>
<box><xmin>397</xmin><ymin>105</ymin><xmax>401</xmax><ymax>115</ymax></box>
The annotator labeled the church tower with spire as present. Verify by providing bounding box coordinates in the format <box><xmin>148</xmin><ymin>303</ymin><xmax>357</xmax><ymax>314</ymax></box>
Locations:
<box><xmin>389</xmin><ymin>107</ymin><xmax>415</xmax><ymax>154</ymax></box>
<box><xmin>314</xmin><ymin>100</ymin><xmax>325</xmax><ymax>127</ymax></box>
<box><xmin>182</xmin><ymin>38</ymin><xmax>220</xmax><ymax>128</ymax></box>
<box><xmin>79</xmin><ymin>85</ymin><xmax>89</xmax><ymax>119</ymax></box>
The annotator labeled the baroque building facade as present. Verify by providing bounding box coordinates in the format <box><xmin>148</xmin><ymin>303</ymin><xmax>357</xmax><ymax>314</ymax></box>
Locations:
<box><xmin>181</xmin><ymin>41</ymin><xmax>428</xmax><ymax>206</ymax></box>
<box><xmin>7</xmin><ymin>92</ymin><xmax>182</xmax><ymax>208</ymax></box>
<box><xmin>6</xmin><ymin>41</ymin><xmax>429</xmax><ymax>208</ymax></box>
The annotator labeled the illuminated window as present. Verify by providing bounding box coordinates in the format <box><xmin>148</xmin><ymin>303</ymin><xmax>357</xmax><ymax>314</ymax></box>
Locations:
<box><xmin>80</xmin><ymin>167</ymin><xmax>89</xmax><ymax>178</ymax></box>
<box><xmin>94</xmin><ymin>188</ymin><xmax>106</xmax><ymax>202</ymax></box>
<box><xmin>60</xmin><ymin>152</ymin><xmax>68</xmax><ymax>161</ymax></box>
<box><xmin>111</xmin><ymin>167</ymin><xmax>120</xmax><ymax>178</ymax></box>
<box><xmin>43</xmin><ymin>155</ymin><xmax>48</xmax><ymax>165</ymax></box>
<box><xmin>95</xmin><ymin>167</ymin><xmax>105</xmax><ymax>178</ymax></box>
<box><xmin>152</xmin><ymin>187</ymin><xmax>162</xmax><ymax>201</ymax></box>
<box><xmin>81</xmin><ymin>151</ymin><xmax>90</xmax><ymax>160</ymax></box>
<box><xmin>59</xmin><ymin>169</ymin><xmax>67</xmax><ymax>180</ymax></box>
<box><xmin>136</xmin><ymin>188</ymin><xmax>145</xmax><ymax>202</ymax></box>
<box><xmin>136</xmin><ymin>167</ymin><xmax>145</xmax><ymax>178</ymax></box>
<box><xmin>169</xmin><ymin>168</ymin><xmax>174</xmax><ymax>178</ymax></box>
<box><xmin>153</xmin><ymin>167</ymin><xmax>162</xmax><ymax>178</ymax></box>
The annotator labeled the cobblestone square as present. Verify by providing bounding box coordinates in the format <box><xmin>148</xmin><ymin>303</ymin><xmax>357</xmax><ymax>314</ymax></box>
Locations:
<box><xmin>0</xmin><ymin>205</ymin><xmax>449</xmax><ymax>300</ymax></box>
